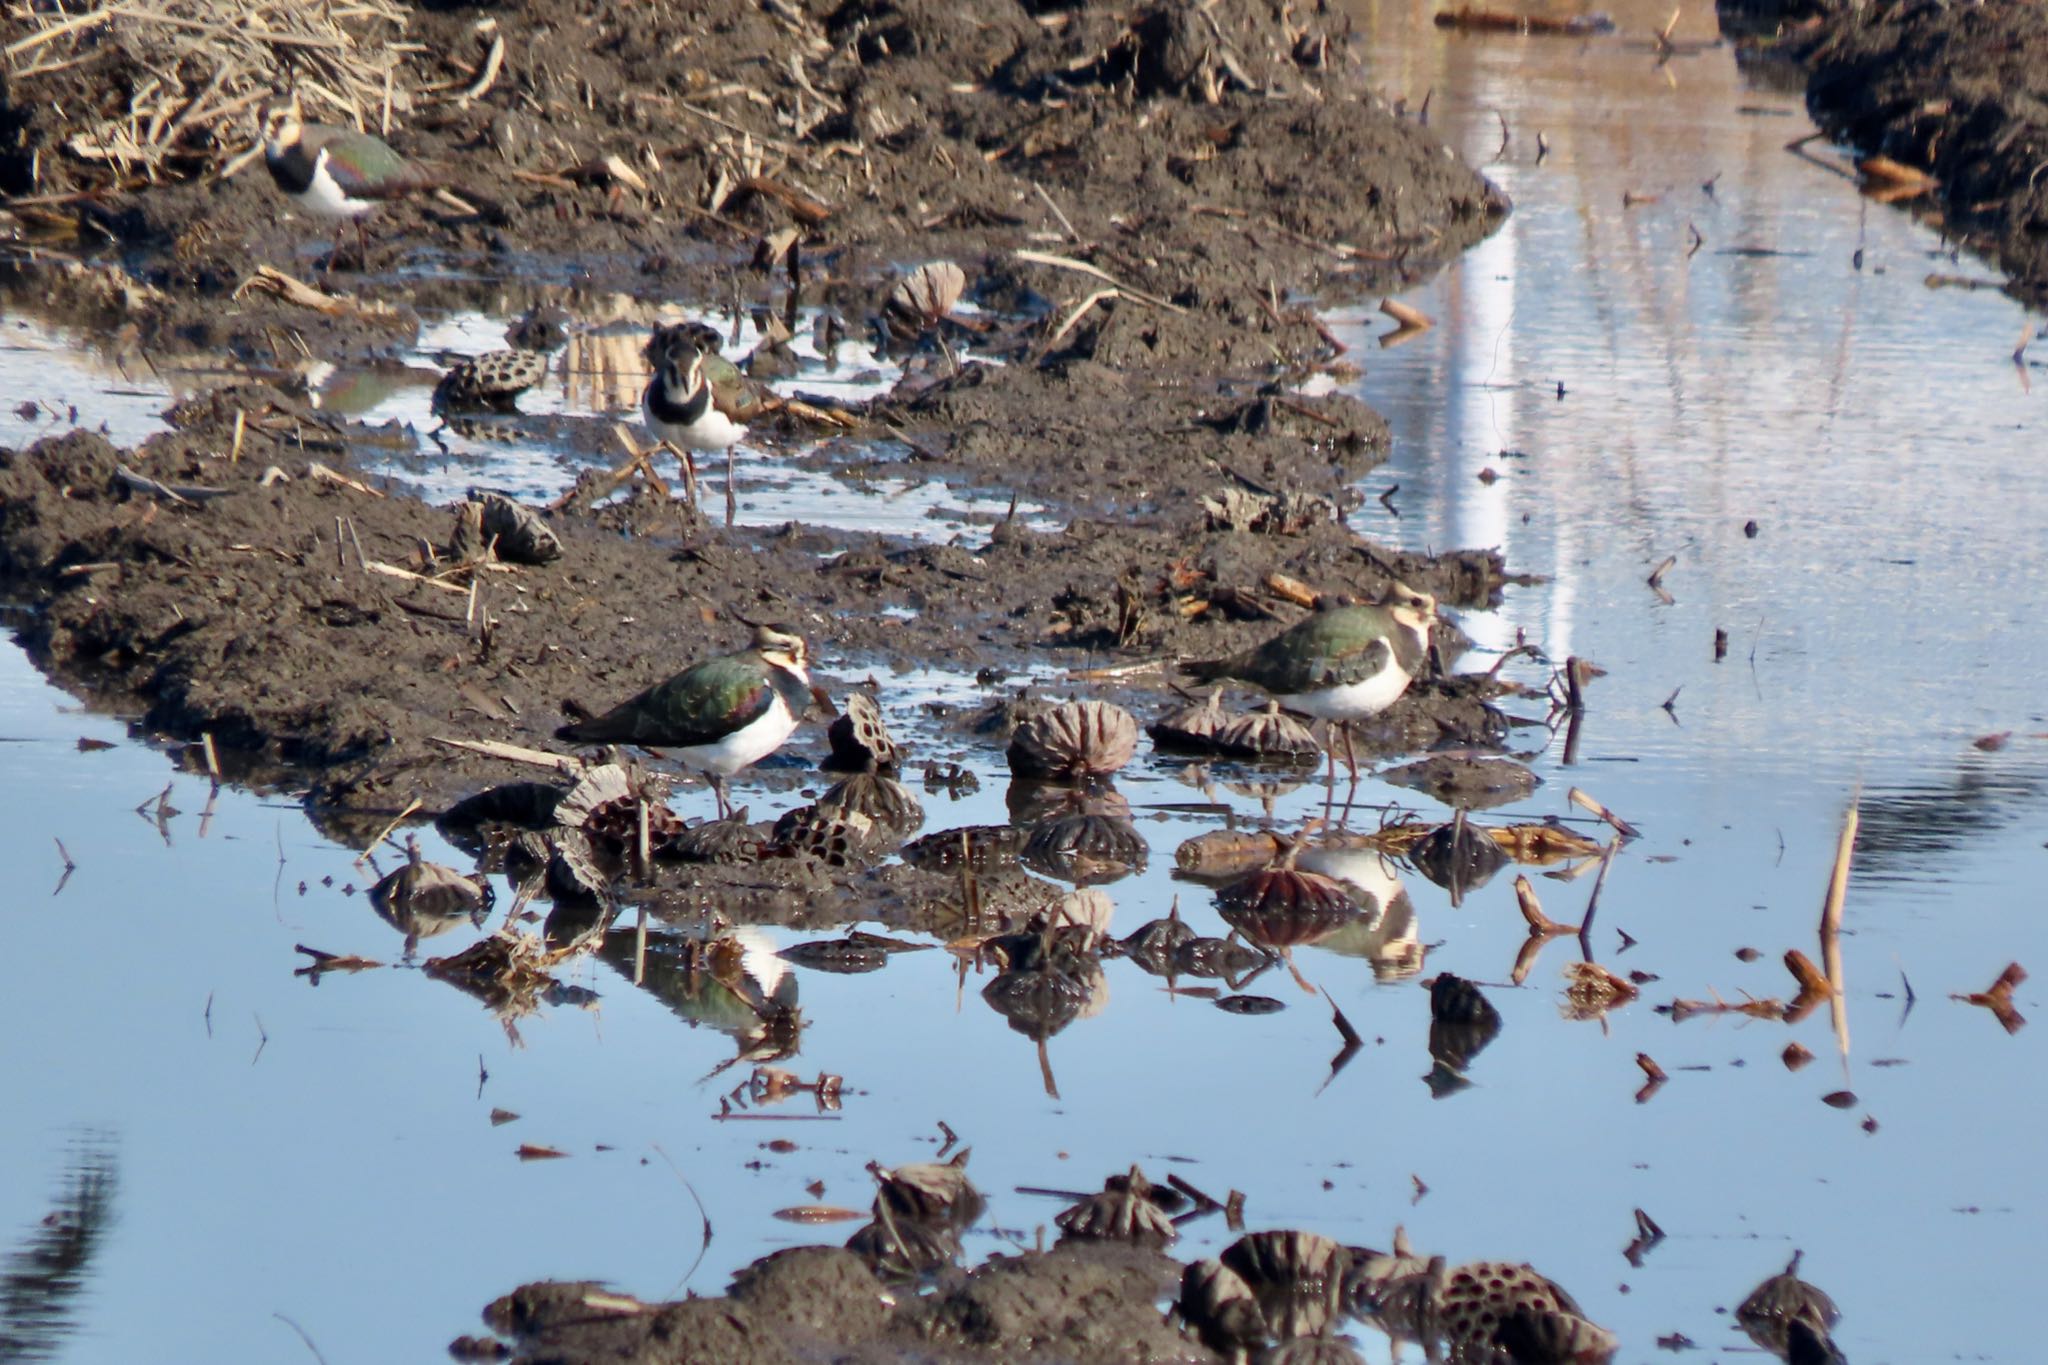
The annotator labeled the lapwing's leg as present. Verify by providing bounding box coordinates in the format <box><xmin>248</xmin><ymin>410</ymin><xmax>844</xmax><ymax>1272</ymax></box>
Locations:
<box><xmin>708</xmin><ymin>772</ymin><xmax>730</xmax><ymax>820</ymax></box>
<box><xmin>724</xmin><ymin>445</ymin><xmax>737</xmax><ymax>529</ymax></box>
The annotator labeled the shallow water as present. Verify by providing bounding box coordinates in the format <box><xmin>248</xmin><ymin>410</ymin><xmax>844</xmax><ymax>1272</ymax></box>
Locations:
<box><xmin>6</xmin><ymin>4</ymin><xmax>2048</xmax><ymax>1362</ymax></box>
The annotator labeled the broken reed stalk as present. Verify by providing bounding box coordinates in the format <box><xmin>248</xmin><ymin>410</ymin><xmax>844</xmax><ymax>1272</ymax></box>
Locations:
<box><xmin>1820</xmin><ymin>794</ymin><xmax>1859</xmax><ymax>1057</ymax></box>
<box><xmin>354</xmin><ymin>795</ymin><xmax>423</xmax><ymax>864</ymax></box>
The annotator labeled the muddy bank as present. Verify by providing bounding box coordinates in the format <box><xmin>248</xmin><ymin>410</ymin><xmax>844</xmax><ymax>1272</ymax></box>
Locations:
<box><xmin>0</xmin><ymin>384</ymin><xmax>1519</xmax><ymax>830</ymax></box>
<box><xmin>1774</xmin><ymin>0</ymin><xmax>2048</xmax><ymax>295</ymax></box>
<box><xmin>2</xmin><ymin>0</ymin><xmax>1506</xmax><ymax>357</ymax></box>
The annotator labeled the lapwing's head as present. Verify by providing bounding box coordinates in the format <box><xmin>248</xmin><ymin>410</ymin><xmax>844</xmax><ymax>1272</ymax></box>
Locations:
<box><xmin>644</xmin><ymin>321</ymin><xmax>723</xmax><ymax>366</ymax></box>
<box><xmin>1378</xmin><ymin>580</ymin><xmax>1437</xmax><ymax>633</ymax></box>
<box><xmin>257</xmin><ymin>96</ymin><xmax>304</xmax><ymax>158</ymax></box>
<box><xmin>746</xmin><ymin>621</ymin><xmax>809</xmax><ymax>675</ymax></box>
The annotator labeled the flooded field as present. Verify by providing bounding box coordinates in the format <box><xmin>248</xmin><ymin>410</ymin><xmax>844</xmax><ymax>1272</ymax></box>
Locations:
<box><xmin>4</xmin><ymin>0</ymin><xmax>2046</xmax><ymax>1361</ymax></box>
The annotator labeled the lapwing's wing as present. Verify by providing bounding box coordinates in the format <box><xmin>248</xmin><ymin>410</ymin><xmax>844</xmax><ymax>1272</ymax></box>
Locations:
<box><xmin>560</xmin><ymin>654</ymin><xmax>775</xmax><ymax>748</ymax></box>
<box><xmin>302</xmin><ymin>125</ymin><xmax>434</xmax><ymax>201</ymax></box>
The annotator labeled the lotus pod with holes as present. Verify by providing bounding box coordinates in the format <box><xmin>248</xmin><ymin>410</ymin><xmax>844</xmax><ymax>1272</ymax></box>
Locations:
<box><xmin>816</xmin><ymin>772</ymin><xmax>923</xmax><ymax>834</ymax></box>
<box><xmin>1435</xmin><ymin>1260</ymin><xmax>1610</xmax><ymax>1365</ymax></box>
<box><xmin>433</xmin><ymin>348</ymin><xmax>549</xmax><ymax>412</ymax></box>
<box><xmin>1218</xmin><ymin>1229</ymin><xmax>1350</xmax><ymax>1342</ymax></box>
<box><xmin>1006</xmin><ymin>700</ymin><xmax>1140</xmax><ymax>780</ymax></box>
<box><xmin>554</xmin><ymin>764</ymin><xmax>635</xmax><ymax>829</ymax></box>
<box><xmin>470</xmin><ymin>490</ymin><xmax>561</xmax><ymax>565</ymax></box>
<box><xmin>768</xmin><ymin>804</ymin><xmax>877</xmax><ymax>867</ymax></box>
<box><xmin>887</xmin><ymin>260</ymin><xmax>967</xmax><ymax>328</ymax></box>
<box><xmin>824</xmin><ymin>690</ymin><xmax>901</xmax><ymax>772</ymax></box>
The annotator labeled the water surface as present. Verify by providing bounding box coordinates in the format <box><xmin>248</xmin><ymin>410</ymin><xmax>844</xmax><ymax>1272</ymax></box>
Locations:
<box><xmin>5</xmin><ymin>3</ymin><xmax>2047</xmax><ymax>1360</ymax></box>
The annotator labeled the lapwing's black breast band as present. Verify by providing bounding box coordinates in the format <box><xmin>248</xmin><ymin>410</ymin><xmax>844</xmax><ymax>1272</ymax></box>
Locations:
<box><xmin>265</xmin><ymin>145</ymin><xmax>318</xmax><ymax>196</ymax></box>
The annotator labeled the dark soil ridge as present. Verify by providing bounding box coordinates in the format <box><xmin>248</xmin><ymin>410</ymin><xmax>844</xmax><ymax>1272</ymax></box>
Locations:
<box><xmin>461</xmin><ymin>1243</ymin><xmax>1210</xmax><ymax>1365</ymax></box>
<box><xmin>0</xmin><ymin>383</ymin><xmax>1517</xmax><ymax>835</ymax></box>
<box><xmin>1777</xmin><ymin>0</ymin><xmax>2048</xmax><ymax>296</ymax></box>
<box><xmin>2</xmin><ymin>0</ymin><xmax>1508</xmax><ymax>360</ymax></box>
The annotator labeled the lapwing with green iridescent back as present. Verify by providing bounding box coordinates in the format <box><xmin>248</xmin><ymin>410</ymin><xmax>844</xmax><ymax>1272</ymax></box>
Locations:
<box><xmin>1180</xmin><ymin>582</ymin><xmax>1436</xmax><ymax>781</ymax></box>
<box><xmin>555</xmin><ymin>622</ymin><xmax>812</xmax><ymax>818</ymax></box>
<box><xmin>642</xmin><ymin>321</ymin><xmax>778</xmax><ymax>522</ymax></box>
<box><xmin>259</xmin><ymin>95</ymin><xmax>434</xmax><ymax>273</ymax></box>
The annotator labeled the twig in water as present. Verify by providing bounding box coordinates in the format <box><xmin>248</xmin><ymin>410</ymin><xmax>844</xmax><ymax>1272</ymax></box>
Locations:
<box><xmin>652</xmin><ymin>1143</ymin><xmax>715</xmax><ymax>1291</ymax></box>
<box><xmin>273</xmin><ymin>1312</ymin><xmax>331</xmax><ymax>1365</ymax></box>
<box><xmin>252</xmin><ymin>1013</ymin><xmax>269</xmax><ymax>1066</ymax></box>
<box><xmin>354</xmin><ymin>797</ymin><xmax>424</xmax><ymax>866</ymax></box>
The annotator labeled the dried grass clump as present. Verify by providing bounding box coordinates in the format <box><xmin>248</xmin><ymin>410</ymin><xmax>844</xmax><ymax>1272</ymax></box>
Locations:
<box><xmin>4</xmin><ymin>0</ymin><xmax>417</xmax><ymax>191</ymax></box>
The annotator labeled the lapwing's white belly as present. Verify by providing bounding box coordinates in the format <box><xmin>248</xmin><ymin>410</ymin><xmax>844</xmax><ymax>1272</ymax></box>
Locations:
<box><xmin>295</xmin><ymin>157</ymin><xmax>377</xmax><ymax>219</ymax></box>
<box><xmin>680</xmin><ymin>694</ymin><xmax>798</xmax><ymax>777</ymax></box>
<box><xmin>643</xmin><ymin>392</ymin><xmax>746</xmax><ymax>452</ymax></box>
<box><xmin>1276</xmin><ymin>657</ymin><xmax>1412</xmax><ymax>720</ymax></box>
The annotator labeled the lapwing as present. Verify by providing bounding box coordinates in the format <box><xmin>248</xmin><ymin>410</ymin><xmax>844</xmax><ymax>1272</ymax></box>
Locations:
<box><xmin>555</xmin><ymin>622</ymin><xmax>812</xmax><ymax>818</ymax></box>
<box><xmin>641</xmin><ymin>321</ymin><xmax>775</xmax><ymax>521</ymax></box>
<box><xmin>1180</xmin><ymin>582</ymin><xmax>1437</xmax><ymax>781</ymax></box>
<box><xmin>259</xmin><ymin>95</ymin><xmax>433</xmax><ymax>273</ymax></box>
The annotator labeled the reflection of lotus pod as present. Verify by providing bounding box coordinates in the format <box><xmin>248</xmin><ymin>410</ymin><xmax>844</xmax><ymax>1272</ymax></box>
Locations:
<box><xmin>778</xmin><ymin>937</ymin><xmax>890</xmax><ymax>974</ymax></box>
<box><xmin>1379</xmin><ymin>754</ymin><xmax>1540</xmax><ymax>812</ymax></box>
<box><xmin>1261</xmin><ymin>1337</ymin><xmax>1366</xmax><ymax>1364</ymax></box>
<box><xmin>846</xmin><ymin>1216</ymin><xmax>962</xmax><ymax>1279</ymax></box>
<box><xmin>1408</xmin><ymin>819</ymin><xmax>1509</xmax><ymax>895</ymax></box>
<box><xmin>469</xmin><ymin>490</ymin><xmax>562</xmax><ymax>565</ymax></box>
<box><xmin>1491</xmin><ymin>1305</ymin><xmax>1620</xmax><ymax>1364</ymax></box>
<box><xmin>1737</xmin><ymin>1252</ymin><xmax>1841</xmax><ymax>1358</ymax></box>
<box><xmin>1117</xmin><ymin>908</ymin><xmax>1195</xmax><ymax>969</ymax></box>
<box><xmin>816</xmin><ymin>772</ymin><xmax>923</xmax><ymax>833</ymax></box>
<box><xmin>1006</xmin><ymin>700</ymin><xmax>1140</xmax><ymax>780</ymax></box>
<box><xmin>439</xmin><ymin>781</ymin><xmax>566</xmax><ymax>836</ymax></box>
<box><xmin>981</xmin><ymin>960</ymin><xmax>1106</xmax><ymax>1039</ymax></box>
<box><xmin>887</xmin><ymin>260</ymin><xmax>967</xmax><ymax>326</ymax></box>
<box><xmin>1149</xmin><ymin>689</ymin><xmax>1229</xmax><ymax>749</ymax></box>
<box><xmin>1179</xmin><ymin>1258</ymin><xmax>1268</xmax><ymax>1358</ymax></box>
<box><xmin>1428</xmin><ymin>1018</ymin><xmax>1500</xmax><ymax>1074</ymax></box>
<box><xmin>1005</xmin><ymin>778</ymin><xmax>1133</xmax><ymax>827</ymax></box>
<box><xmin>1055</xmin><ymin>1166</ymin><xmax>1177</xmax><ymax>1247</ymax></box>
<box><xmin>1020</xmin><ymin>812</ymin><xmax>1148</xmax><ymax>885</ymax></box>
<box><xmin>900</xmin><ymin>824</ymin><xmax>1023</xmax><ymax>874</ymax></box>
<box><xmin>1214</xmin><ymin>703</ymin><xmax>1321</xmax><ymax>760</ymax></box>
<box><xmin>542</xmin><ymin>897</ymin><xmax>615</xmax><ymax>958</ymax></box>
<box><xmin>1429</xmin><ymin>973</ymin><xmax>1502</xmax><ymax>1029</ymax></box>
<box><xmin>1216</xmin><ymin>865</ymin><xmax>1357</xmax><ymax>920</ymax></box>
<box><xmin>824</xmin><ymin>691</ymin><xmax>901</xmax><ymax>772</ymax></box>
<box><xmin>1219</xmin><ymin>1229</ymin><xmax>1350</xmax><ymax>1341</ymax></box>
<box><xmin>370</xmin><ymin>854</ymin><xmax>492</xmax><ymax>940</ymax></box>
<box><xmin>1173</xmin><ymin>935</ymin><xmax>1269</xmax><ymax>980</ymax></box>
<box><xmin>1220</xmin><ymin>899</ymin><xmax>1359</xmax><ymax>951</ymax></box>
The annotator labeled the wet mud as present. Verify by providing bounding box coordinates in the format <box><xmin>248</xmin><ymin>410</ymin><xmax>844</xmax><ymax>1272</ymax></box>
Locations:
<box><xmin>1744</xmin><ymin>0</ymin><xmax>2048</xmax><ymax>295</ymax></box>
